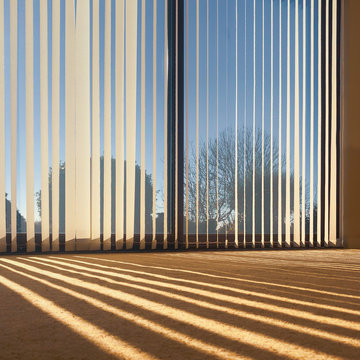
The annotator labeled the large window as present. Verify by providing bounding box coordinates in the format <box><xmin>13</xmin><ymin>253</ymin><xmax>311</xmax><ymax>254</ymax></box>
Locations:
<box><xmin>0</xmin><ymin>0</ymin><xmax>340</xmax><ymax>252</ymax></box>
<box><xmin>183</xmin><ymin>0</ymin><xmax>341</xmax><ymax>249</ymax></box>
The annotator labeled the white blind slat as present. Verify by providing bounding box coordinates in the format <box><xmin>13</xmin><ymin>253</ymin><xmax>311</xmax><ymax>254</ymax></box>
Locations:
<box><xmin>26</xmin><ymin>0</ymin><xmax>35</xmax><ymax>252</ymax></box>
<box><xmin>0</xmin><ymin>0</ymin><xmax>5</xmax><ymax>252</ymax></box>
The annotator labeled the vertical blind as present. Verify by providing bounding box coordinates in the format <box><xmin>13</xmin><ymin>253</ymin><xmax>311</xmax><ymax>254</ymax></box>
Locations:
<box><xmin>0</xmin><ymin>0</ymin><xmax>171</xmax><ymax>252</ymax></box>
<box><xmin>184</xmin><ymin>0</ymin><xmax>340</xmax><ymax>249</ymax></box>
<box><xmin>0</xmin><ymin>0</ymin><xmax>340</xmax><ymax>252</ymax></box>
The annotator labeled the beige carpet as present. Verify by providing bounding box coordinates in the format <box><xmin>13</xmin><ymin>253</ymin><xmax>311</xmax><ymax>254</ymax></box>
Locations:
<box><xmin>0</xmin><ymin>249</ymin><xmax>359</xmax><ymax>360</ymax></box>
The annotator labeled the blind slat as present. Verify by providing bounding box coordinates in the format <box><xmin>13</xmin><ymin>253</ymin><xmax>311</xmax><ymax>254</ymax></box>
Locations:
<box><xmin>26</xmin><ymin>0</ymin><xmax>35</xmax><ymax>252</ymax></box>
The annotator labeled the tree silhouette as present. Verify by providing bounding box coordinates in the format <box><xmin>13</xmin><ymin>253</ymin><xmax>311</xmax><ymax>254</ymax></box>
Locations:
<box><xmin>185</xmin><ymin>127</ymin><xmax>315</xmax><ymax>235</ymax></box>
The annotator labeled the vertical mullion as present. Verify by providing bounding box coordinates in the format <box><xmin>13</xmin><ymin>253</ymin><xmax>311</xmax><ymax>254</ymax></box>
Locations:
<box><xmin>125</xmin><ymin>0</ymin><xmax>138</xmax><ymax>249</ymax></box>
<box><xmin>301</xmin><ymin>0</ymin><xmax>307</xmax><ymax>247</ymax></box>
<box><xmin>270</xmin><ymin>0</ymin><xmax>273</xmax><ymax>247</ymax></box>
<box><xmin>293</xmin><ymin>0</ymin><xmax>300</xmax><ymax>247</ymax></box>
<box><xmin>324</xmin><ymin>0</ymin><xmax>329</xmax><ymax>246</ymax></box>
<box><xmin>65</xmin><ymin>0</ymin><xmax>76</xmax><ymax>251</ymax></box>
<box><xmin>52</xmin><ymin>0</ymin><xmax>60</xmax><ymax>252</ymax></box>
<box><xmin>329</xmin><ymin>0</ymin><xmax>337</xmax><ymax>246</ymax></box>
<box><xmin>10</xmin><ymin>0</ymin><xmax>17</xmax><ymax>252</ymax></box>
<box><xmin>163</xmin><ymin>0</ymin><xmax>168</xmax><ymax>249</ymax></box>
<box><xmin>0</xmin><ymin>0</ymin><xmax>5</xmax><ymax>252</ymax></box>
<box><xmin>115</xmin><ymin>0</ymin><xmax>125</xmax><ymax>250</ymax></box>
<box><xmin>75</xmin><ymin>0</ymin><xmax>91</xmax><ymax>250</ymax></box>
<box><xmin>310</xmin><ymin>0</ymin><xmax>315</xmax><ymax>246</ymax></box>
<box><xmin>234</xmin><ymin>0</ymin><xmax>238</xmax><ymax>249</ymax></box>
<box><xmin>91</xmin><ymin>0</ymin><xmax>101</xmax><ymax>250</ymax></box>
<box><xmin>261</xmin><ymin>0</ymin><xmax>265</xmax><ymax>248</ymax></box>
<box><xmin>152</xmin><ymin>0</ymin><xmax>157</xmax><ymax>250</ymax></box>
<box><xmin>285</xmin><ymin>0</ymin><xmax>291</xmax><ymax>247</ymax></box>
<box><xmin>252</xmin><ymin>0</ymin><xmax>256</xmax><ymax>248</ymax></box>
<box><xmin>26</xmin><ymin>0</ymin><xmax>35</xmax><ymax>252</ymax></box>
<box><xmin>140</xmin><ymin>0</ymin><xmax>146</xmax><ymax>249</ymax></box>
<box><xmin>317</xmin><ymin>0</ymin><xmax>322</xmax><ymax>247</ymax></box>
<box><xmin>196</xmin><ymin>0</ymin><xmax>199</xmax><ymax>249</ymax></box>
<box><xmin>243</xmin><ymin>0</ymin><xmax>247</xmax><ymax>248</ymax></box>
<box><xmin>103</xmin><ymin>0</ymin><xmax>111</xmax><ymax>250</ymax></box>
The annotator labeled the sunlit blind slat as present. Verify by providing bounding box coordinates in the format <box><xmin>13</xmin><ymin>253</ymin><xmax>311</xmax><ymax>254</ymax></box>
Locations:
<box><xmin>140</xmin><ymin>0</ymin><xmax>145</xmax><ymax>250</ymax></box>
<box><xmin>317</xmin><ymin>0</ymin><xmax>322</xmax><ymax>247</ymax></box>
<box><xmin>301</xmin><ymin>0</ymin><xmax>307</xmax><ymax>247</ymax></box>
<box><xmin>152</xmin><ymin>0</ymin><xmax>157</xmax><ymax>250</ymax></box>
<box><xmin>324</xmin><ymin>0</ymin><xmax>330</xmax><ymax>246</ymax></box>
<box><xmin>310</xmin><ymin>0</ymin><xmax>315</xmax><ymax>247</ymax></box>
<box><xmin>293</xmin><ymin>0</ymin><xmax>300</xmax><ymax>247</ymax></box>
<box><xmin>65</xmin><ymin>0</ymin><xmax>76</xmax><ymax>251</ymax></box>
<box><xmin>115</xmin><ymin>0</ymin><xmax>125</xmax><ymax>250</ymax></box>
<box><xmin>234</xmin><ymin>0</ymin><xmax>238</xmax><ymax>249</ymax></box>
<box><xmin>329</xmin><ymin>0</ymin><xmax>338</xmax><ymax>246</ymax></box>
<box><xmin>75</xmin><ymin>0</ymin><xmax>91</xmax><ymax>250</ymax></box>
<box><xmin>52</xmin><ymin>0</ymin><xmax>60</xmax><ymax>252</ymax></box>
<box><xmin>125</xmin><ymin>0</ymin><xmax>138</xmax><ymax>249</ymax></box>
<box><xmin>10</xmin><ymin>0</ymin><xmax>17</xmax><ymax>252</ymax></box>
<box><xmin>40</xmin><ymin>0</ymin><xmax>50</xmax><ymax>252</ymax></box>
<box><xmin>285</xmin><ymin>0</ymin><xmax>291</xmax><ymax>247</ymax></box>
<box><xmin>278</xmin><ymin>0</ymin><xmax>283</xmax><ymax>247</ymax></box>
<box><xmin>0</xmin><ymin>0</ymin><xmax>5</xmax><ymax>252</ymax></box>
<box><xmin>26</xmin><ymin>0</ymin><xmax>35</xmax><ymax>252</ymax></box>
<box><xmin>163</xmin><ymin>0</ymin><xmax>168</xmax><ymax>249</ymax></box>
<box><xmin>103</xmin><ymin>0</ymin><xmax>111</xmax><ymax>250</ymax></box>
<box><xmin>91</xmin><ymin>0</ymin><xmax>100</xmax><ymax>250</ymax></box>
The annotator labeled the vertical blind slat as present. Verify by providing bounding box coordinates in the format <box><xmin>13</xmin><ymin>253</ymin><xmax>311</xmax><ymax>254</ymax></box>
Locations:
<box><xmin>164</xmin><ymin>0</ymin><xmax>168</xmax><ymax>249</ymax></box>
<box><xmin>261</xmin><ymin>0</ymin><xmax>265</xmax><ymax>248</ymax></box>
<box><xmin>195</xmin><ymin>0</ymin><xmax>200</xmax><ymax>247</ymax></box>
<box><xmin>91</xmin><ymin>0</ymin><xmax>101</xmax><ymax>250</ymax></box>
<box><xmin>270</xmin><ymin>0</ymin><xmax>274</xmax><ymax>248</ymax></box>
<box><xmin>0</xmin><ymin>0</ymin><xmax>5</xmax><ymax>252</ymax></box>
<box><xmin>26</xmin><ymin>0</ymin><xmax>35</xmax><ymax>252</ymax></box>
<box><xmin>115</xmin><ymin>0</ymin><xmax>125</xmax><ymax>251</ymax></box>
<box><xmin>278</xmin><ymin>0</ymin><xmax>283</xmax><ymax>247</ymax></box>
<box><xmin>252</xmin><ymin>0</ymin><xmax>256</xmax><ymax>248</ymax></box>
<box><xmin>125</xmin><ymin>0</ymin><xmax>138</xmax><ymax>249</ymax></box>
<box><xmin>301</xmin><ymin>0</ymin><xmax>307</xmax><ymax>247</ymax></box>
<box><xmin>10</xmin><ymin>0</ymin><xmax>17</xmax><ymax>252</ymax></box>
<box><xmin>140</xmin><ymin>0</ymin><xmax>146</xmax><ymax>250</ymax></box>
<box><xmin>329</xmin><ymin>0</ymin><xmax>338</xmax><ymax>246</ymax></box>
<box><xmin>103</xmin><ymin>0</ymin><xmax>111</xmax><ymax>250</ymax></box>
<box><xmin>152</xmin><ymin>0</ymin><xmax>157</xmax><ymax>250</ymax></box>
<box><xmin>294</xmin><ymin>0</ymin><xmax>301</xmax><ymax>247</ymax></box>
<box><xmin>243</xmin><ymin>0</ymin><xmax>247</xmax><ymax>248</ymax></box>
<box><xmin>75</xmin><ymin>0</ymin><xmax>91</xmax><ymax>250</ymax></box>
<box><xmin>52</xmin><ymin>0</ymin><xmax>60</xmax><ymax>251</ymax></box>
<box><xmin>310</xmin><ymin>0</ymin><xmax>315</xmax><ymax>247</ymax></box>
<box><xmin>40</xmin><ymin>0</ymin><xmax>50</xmax><ymax>252</ymax></box>
<box><xmin>324</xmin><ymin>0</ymin><xmax>330</xmax><ymax>246</ymax></box>
<box><xmin>317</xmin><ymin>0</ymin><xmax>322</xmax><ymax>247</ymax></box>
<box><xmin>285</xmin><ymin>0</ymin><xmax>291</xmax><ymax>247</ymax></box>
<box><xmin>185</xmin><ymin>0</ymin><xmax>189</xmax><ymax>249</ymax></box>
<box><xmin>65</xmin><ymin>0</ymin><xmax>76</xmax><ymax>251</ymax></box>
<box><xmin>234</xmin><ymin>0</ymin><xmax>238</xmax><ymax>249</ymax></box>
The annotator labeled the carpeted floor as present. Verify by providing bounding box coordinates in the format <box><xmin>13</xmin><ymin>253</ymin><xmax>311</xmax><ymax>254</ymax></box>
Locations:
<box><xmin>0</xmin><ymin>249</ymin><xmax>359</xmax><ymax>360</ymax></box>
